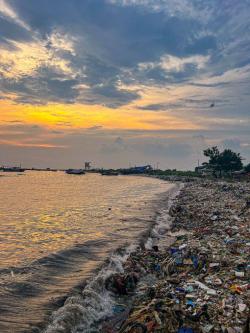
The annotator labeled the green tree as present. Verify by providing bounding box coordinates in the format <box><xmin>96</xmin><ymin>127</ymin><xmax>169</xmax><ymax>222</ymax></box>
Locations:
<box><xmin>203</xmin><ymin>146</ymin><xmax>243</xmax><ymax>176</ymax></box>
<box><xmin>203</xmin><ymin>146</ymin><xmax>220</xmax><ymax>164</ymax></box>
<box><xmin>218</xmin><ymin>149</ymin><xmax>243</xmax><ymax>172</ymax></box>
<box><xmin>244</xmin><ymin>163</ymin><xmax>250</xmax><ymax>172</ymax></box>
<box><xmin>203</xmin><ymin>146</ymin><xmax>221</xmax><ymax>174</ymax></box>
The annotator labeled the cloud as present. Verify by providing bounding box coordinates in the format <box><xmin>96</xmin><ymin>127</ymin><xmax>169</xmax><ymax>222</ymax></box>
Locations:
<box><xmin>139</xmin><ymin>55</ymin><xmax>210</xmax><ymax>73</ymax></box>
<box><xmin>1</xmin><ymin>125</ymin><xmax>249</xmax><ymax>168</ymax></box>
<box><xmin>0</xmin><ymin>123</ymin><xmax>68</xmax><ymax>153</ymax></box>
<box><xmin>0</xmin><ymin>0</ymin><xmax>249</xmax><ymax>170</ymax></box>
<box><xmin>140</xmin><ymin>142</ymin><xmax>193</xmax><ymax>158</ymax></box>
<box><xmin>0</xmin><ymin>0</ymin><xmax>29</xmax><ymax>29</ymax></box>
<box><xmin>87</xmin><ymin>125</ymin><xmax>103</xmax><ymax>131</ymax></box>
<box><xmin>222</xmin><ymin>138</ymin><xmax>241</xmax><ymax>151</ymax></box>
<box><xmin>1</xmin><ymin>0</ymin><xmax>248</xmax><ymax>107</ymax></box>
<box><xmin>114</xmin><ymin>136</ymin><xmax>124</xmax><ymax>144</ymax></box>
<box><xmin>0</xmin><ymin>14</ymin><xmax>31</xmax><ymax>47</ymax></box>
<box><xmin>0</xmin><ymin>37</ymin><xmax>75</xmax><ymax>79</ymax></box>
<box><xmin>77</xmin><ymin>82</ymin><xmax>140</xmax><ymax>108</ymax></box>
<box><xmin>0</xmin><ymin>139</ymin><xmax>66</xmax><ymax>148</ymax></box>
<box><xmin>137</xmin><ymin>102</ymin><xmax>182</xmax><ymax>111</ymax></box>
<box><xmin>137</xmin><ymin>98</ymin><xmax>230</xmax><ymax>111</ymax></box>
<box><xmin>1</xmin><ymin>0</ymin><xmax>219</xmax><ymax>106</ymax></box>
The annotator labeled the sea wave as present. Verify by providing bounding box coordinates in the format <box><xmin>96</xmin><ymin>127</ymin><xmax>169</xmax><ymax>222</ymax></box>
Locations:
<box><xmin>44</xmin><ymin>183</ymin><xmax>181</xmax><ymax>333</ymax></box>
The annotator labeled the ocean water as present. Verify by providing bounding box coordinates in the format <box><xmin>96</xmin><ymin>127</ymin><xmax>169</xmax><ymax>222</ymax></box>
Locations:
<box><xmin>0</xmin><ymin>171</ymin><xmax>176</xmax><ymax>332</ymax></box>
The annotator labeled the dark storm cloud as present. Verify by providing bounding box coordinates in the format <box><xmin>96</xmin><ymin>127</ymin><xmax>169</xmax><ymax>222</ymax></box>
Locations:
<box><xmin>0</xmin><ymin>0</ymin><xmax>249</xmax><ymax>127</ymax></box>
<box><xmin>1</xmin><ymin>0</ymin><xmax>219</xmax><ymax>105</ymax></box>
<box><xmin>137</xmin><ymin>98</ymin><xmax>230</xmax><ymax>111</ymax></box>
<box><xmin>125</xmin><ymin>60</ymin><xmax>207</xmax><ymax>86</ymax></box>
<box><xmin>8</xmin><ymin>0</ymin><xmax>216</xmax><ymax>64</ymax></box>
<box><xmin>0</xmin><ymin>65</ymin><xmax>79</xmax><ymax>104</ymax></box>
<box><xmin>0</xmin><ymin>14</ymin><xmax>31</xmax><ymax>46</ymax></box>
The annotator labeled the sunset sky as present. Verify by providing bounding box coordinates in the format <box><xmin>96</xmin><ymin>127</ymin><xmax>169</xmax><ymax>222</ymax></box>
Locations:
<box><xmin>0</xmin><ymin>0</ymin><xmax>249</xmax><ymax>169</ymax></box>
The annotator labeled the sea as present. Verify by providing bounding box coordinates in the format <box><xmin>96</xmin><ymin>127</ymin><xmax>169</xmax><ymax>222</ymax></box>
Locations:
<box><xmin>0</xmin><ymin>171</ymin><xmax>178</xmax><ymax>332</ymax></box>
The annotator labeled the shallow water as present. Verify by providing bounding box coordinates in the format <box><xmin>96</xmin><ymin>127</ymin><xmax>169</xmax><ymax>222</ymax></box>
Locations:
<box><xmin>0</xmin><ymin>171</ymin><xmax>174</xmax><ymax>332</ymax></box>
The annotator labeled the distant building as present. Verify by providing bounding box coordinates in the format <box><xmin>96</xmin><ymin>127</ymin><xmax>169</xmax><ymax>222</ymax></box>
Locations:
<box><xmin>85</xmin><ymin>162</ymin><xmax>91</xmax><ymax>170</ymax></box>
<box><xmin>232</xmin><ymin>170</ymin><xmax>250</xmax><ymax>180</ymax></box>
<box><xmin>195</xmin><ymin>165</ymin><xmax>212</xmax><ymax>176</ymax></box>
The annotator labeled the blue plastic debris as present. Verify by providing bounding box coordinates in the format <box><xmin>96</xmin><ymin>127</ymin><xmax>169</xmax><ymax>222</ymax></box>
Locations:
<box><xmin>191</xmin><ymin>255</ymin><xmax>199</xmax><ymax>269</ymax></box>
<box><xmin>153</xmin><ymin>263</ymin><xmax>161</xmax><ymax>272</ymax></box>
<box><xmin>112</xmin><ymin>304</ymin><xmax>125</xmax><ymax>313</ymax></box>
<box><xmin>176</xmin><ymin>287</ymin><xmax>186</xmax><ymax>293</ymax></box>
<box><xmin>170</xmin><ymin>247</ymin><xmax>179</xmax><ymax>254</ymax></box>
<box><xmin>178</xmin><ymin>327</ymin><xmax>194</xmax><ymax>333</ymax></box>
<box><xmin>186</xmin><ymin>299</ymin><xmax>195</xmax><ymax>307</ymax></box>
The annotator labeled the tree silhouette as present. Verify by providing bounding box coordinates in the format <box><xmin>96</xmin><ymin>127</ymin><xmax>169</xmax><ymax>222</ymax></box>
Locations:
<box><xmin>244</xmin><ymin>163</ymin><xmax>250</xmax><ymax>172</ymax></box>
<box><xmin>203</xmin><ymin>146</ymin><xmax>243</xmax><ymax>176</ymax></box>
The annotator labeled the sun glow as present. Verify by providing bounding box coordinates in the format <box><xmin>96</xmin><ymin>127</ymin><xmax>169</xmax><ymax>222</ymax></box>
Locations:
<box><xmin>0</xmin><ymin>98</ymin><xmax>198</xmax><ymax>132</ymax></box>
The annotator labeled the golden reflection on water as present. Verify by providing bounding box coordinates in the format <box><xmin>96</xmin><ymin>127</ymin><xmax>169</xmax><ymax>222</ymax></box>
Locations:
<box><xmin>0</xmin><ymin>171</ymin><xmax>174</xmax><ymax>333</ymax></box>
<box><xmin>0</xmin><ymin>171</ymin><xmax>169</xmax><ymax>268</ymax></box>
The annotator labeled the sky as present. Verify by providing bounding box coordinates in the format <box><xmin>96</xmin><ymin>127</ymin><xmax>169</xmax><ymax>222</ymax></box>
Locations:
<box><xmin>0</xmin><ymin>0</ymin><xmax>249</xmax><ymax>169</ymax></box>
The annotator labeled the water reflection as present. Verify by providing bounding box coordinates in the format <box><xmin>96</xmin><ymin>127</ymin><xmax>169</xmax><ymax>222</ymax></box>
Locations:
<box><xmin>0</xmin><ymin>171</ymin><xmax>172</xmax><ymax>332</ymax></box>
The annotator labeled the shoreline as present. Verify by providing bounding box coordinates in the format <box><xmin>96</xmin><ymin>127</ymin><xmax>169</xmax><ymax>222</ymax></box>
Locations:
<box><xmin>99</xmin><ymin>180</ymin><xmax>250</xmax><ymax>333</ymax></box>
<box><xmin>44</xmin><ymin>179</ymin><xmax>249</xmax><ymax>332</ymax></box>
<box><xmin>43</xmin><ymin>181</ymin><xmax>181</xmax><ymax>333</ymax></box>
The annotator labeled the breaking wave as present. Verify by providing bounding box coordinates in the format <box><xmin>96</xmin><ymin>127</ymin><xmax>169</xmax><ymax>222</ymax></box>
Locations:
<box><xmin>44</xmin><ymin>183</ymin><xmax>181</xmax><ymax>333</ymax></box>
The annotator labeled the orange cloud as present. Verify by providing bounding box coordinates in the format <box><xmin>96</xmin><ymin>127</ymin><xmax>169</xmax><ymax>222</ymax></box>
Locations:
<box><xmin>0</xmin><ymin>98</ymin><xmax>198</xmax><ymax>132</ymax></box>
<box><xmin>0</xmin><ymin>139</ymin><xmax>66</xmax><ymax>148</ymax></box>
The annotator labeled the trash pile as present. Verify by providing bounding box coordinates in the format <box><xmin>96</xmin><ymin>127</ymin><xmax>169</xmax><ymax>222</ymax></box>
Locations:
<box><xmin>101</xmin><ymin>181</ymin><xmax>250</xmax><ymax>333</ymax></box>
<box><xmin>154</xmin><ymin>175</ymin><xmax>199</xmax><ymax>183</ymax></box>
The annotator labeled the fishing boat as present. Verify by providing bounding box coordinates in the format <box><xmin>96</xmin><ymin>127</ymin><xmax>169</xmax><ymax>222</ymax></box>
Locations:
<box><xmin>65</xmin><ymin>169</ymin><xmax>85</xmax><ymax>175</ymax></box>
<box><xmin>101</xmin><ymin>170</ymin><xmax>119</xmax><ymax>176</ymax></box>
<box><xmin>2</xmin><ymin>166</ymin><xmax>25</xmax><ymax>172</ymax></box>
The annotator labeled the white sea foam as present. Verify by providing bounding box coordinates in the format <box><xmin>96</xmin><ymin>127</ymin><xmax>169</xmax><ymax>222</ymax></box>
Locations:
<box><xmin>44</xmin><ymin>183</ymin><xmax>182</xmax><ymax>333</ymax></box>
<box><xmin>145</xmin><ymin>182</ymin><xmax>183</xmax><ymax>250</ymax></box>
<box><xmin>45</xmin><ymin>244</ymin><xmax>137</xmax><ymax>333</ymax></box>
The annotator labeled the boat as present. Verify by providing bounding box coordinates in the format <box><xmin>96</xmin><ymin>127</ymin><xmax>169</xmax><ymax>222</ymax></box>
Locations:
<box><xmin>46</xmin><ymin>168</ymin><xmax>58</xmax><ymax>172</ymax></box>
<box><xmin>2</xmin><ymin>166</ymin><xmax>25</xmax><ymax>172</ymax></box>
<box><xmin>101</xmin><ymin>170</ymin><xmax>119</xmax><ymax>176</ymax></box>
<box><xmin>65</xmin><ymin>169</ymin><xmax>85</xmax><ymax>175</ymax></box>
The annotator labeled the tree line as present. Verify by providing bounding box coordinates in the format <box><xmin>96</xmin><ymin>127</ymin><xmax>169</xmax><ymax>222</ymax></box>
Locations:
<box><xmin>203</xmin><ymin>146</ymin><xmax>250</xmax><ymax>176</ymax></box>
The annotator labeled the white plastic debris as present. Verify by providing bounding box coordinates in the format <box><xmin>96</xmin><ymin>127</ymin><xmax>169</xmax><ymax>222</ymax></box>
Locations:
<box><xmin>238</xmin><ymin>303</ymin><xmax>247</xmax><ymax>312</ymax></box>
<box><xmin>209</xmin><ymin>263</ymin><xmax>220</xmax><ymax>268</ymax></box>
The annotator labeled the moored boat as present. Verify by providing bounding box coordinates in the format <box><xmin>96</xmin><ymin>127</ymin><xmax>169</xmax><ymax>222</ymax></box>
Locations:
<box><xmin>65</xmin><ymin>169</ymin><xmax>85</xmax><ymax>175</ymax></box>
<box><xmin>101</xmin><ymin>170</ymin><xmax>119</xmax><ymax>176</ymax></box>
<box><xmin>2</xmin><ymin>167</ymin><xmax>25</xmax><ymax>172</ymax></box>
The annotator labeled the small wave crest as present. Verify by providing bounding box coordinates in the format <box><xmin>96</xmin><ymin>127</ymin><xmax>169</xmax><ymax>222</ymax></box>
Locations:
<box><xmin>145</xmin><ymin>183</ymin><xmax>183</xmax><ymax>250</ymax></box>
<box><xmin>45</xmin><ymin>244</ymin><xmax>137</xmax><ymax>333</ymax></box>
<box><xmin>44</xmin><ymin>183</ymin><xmax>181</xmax><ymax>333</ymax></box>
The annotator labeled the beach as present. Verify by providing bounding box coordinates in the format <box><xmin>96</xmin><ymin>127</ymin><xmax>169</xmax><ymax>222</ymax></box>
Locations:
<box><xmin>1</xmin><ymin>174</ymin><xmax>249</xmax><ymax>332</ymax></box>
<box><xmin>44</xmin><ymin>179</ymin><xmax>250</xmax><ymax>333</ymax></box>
